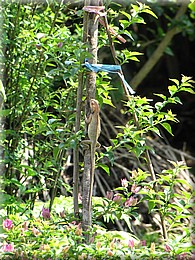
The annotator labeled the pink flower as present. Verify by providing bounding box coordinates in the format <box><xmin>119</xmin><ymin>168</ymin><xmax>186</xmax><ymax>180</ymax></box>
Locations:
<box><xmin>2</xmin><ymin>243</ymin><xmax>14</xmax><ymax>252</ymax></box>
<box><xmin>22</xmin><ymin>221</ymin><xmax>29</xmax><ymax>231</ymax></box>
<box><xmin>96</xmin><ymin>241</ymin><xmax>101</xmax><ymax>250</ymax></box>
<box><xmin>3</xmin><ymin>218</ymin><xmax>13</xmax><ymax>230</ymax></box>
<box><xmin>106</xmin><ymin>191</ymin><xmax>114</xmax><ymax>200</ymax></box>
<box><xmin>35</xmin><ymin>43</ymin><xmax>42</xmax><ymax>50</ymax></box>
<box><xmin>75</xmin><ymin>223</ymin><xmax>82</xmax><ymax>236</ymax></box>
<box><xmin>124</xmin><ymin>196</ymin><xmax>138</xmax><ymax>207</ymax></box>
<box><xmin>128</xmin><ymin>239</ymin><xmax>135</xmax><ymax>249</ymax></box>
<box><xmin>176</xmin><ymin>253</ymin><xmax>188</xmax><ymax>260</ymax></box>
<box><xmin>113</xmin><ymin>194</ymin><xmax>122</xmax><ymax>204</ymax></box>
<box><xmin>107</xmin><ymin>250</ymin><xmax>114</xmax><ymax>256</ymax></box>
<box><xmin>131</xmin><ymin>183</ymin><xmax>141</xmax><ymax>193</ymax></box>
<box><xmin>60</xmin><ymin>211</ymin><xmax>65</xmax><ymax>218</ymax></box>
<box><xmin>121</xmin><ymin>178</ymin><xmax>128</xmax><ymax>188</ymax></box>
<box><xmin>42</xmin><ymin>207</ymin><xmax>50</xmax><ymax>220</ymax></box>
<box><xmin>57</xmin><ymin>42</ymin><xmax>63</xmax><ymax>48</ymax></box>
<box><xmin>165</xmin><ymin>244</ymin><xmax>172</xmax><ymax>252</ymax></box>
<box><xmin>140</xmin><ymin>240</ymin><xmax>146</xmax><ymax>246</ymax></box>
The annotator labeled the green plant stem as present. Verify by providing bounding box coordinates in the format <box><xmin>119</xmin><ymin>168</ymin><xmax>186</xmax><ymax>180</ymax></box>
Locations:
<box><xmin>73</xmin><ymin>71</ymin><xmax>84</xmax><ymax>217</ymax></box>
<box><xmin>49</xmin><ymin>149</ymin><xmax>65</xmax><ymax>211</ymax></box>
<box><xmin>145</xmin><ymin>148</ymin><xmax>168</xmax><ymax>240</ymax></box>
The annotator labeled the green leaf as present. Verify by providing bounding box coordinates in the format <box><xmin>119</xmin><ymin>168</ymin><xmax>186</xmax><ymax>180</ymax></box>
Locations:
<box><xmin>46</xmin><ymin>130</ymin><xmax>54</xmax><ymax>136</ymax></box>
<box><xmin>175</xmin><ymin>179</ymin><xmax>193</xmax><ymax>189</ymax></box>
<box><xmin>160</xmin><ymin>122</ymin><xmax>173</xmax><ymax>136</ymax></box>
<box><xmin>169</xmin><ymin>78</ymin><xmax>179</xmax><ymax>86</ymax></box>
<box><xmin>148</xmin><ymin>200</ymin><xmax>155</xmax><ymax>213</ymax></box>
<box><xmin>168</xmin><ymin>85</ymin><xmax>178</xmax><ymax>96</ymax></box>
<box><xmin>155</xmin><ymin>101</ymin><xmax>164</xmax><ymax>110</ymax></box>
<box><xmin>164</xmin><ymin>46</ymin><xmax>174</xmax><ymax>56</ymax></box>
<box><xmin>20</xmin><ymin>165</ymin><xmax>38</xmax><ymax>177</ymax></box>
<box><xmin>102</xmin><ymin>98</ymin><xmax>115</xmax><ymax>107</ymax></box>
<box><xmin>129</xmin><ymin>56</ymin><xmax>140</xmax><ymax>62</ymax></box>
<box><xmin>98</xmin><ymin>163</ymin><xmax>110</xmax><ymax>175</ymax></box>
<box><xmin>123</xmin><ymin>30</ymin><xmax>134</xmax><ymax>41</ymax></box>
<box><xmin>174</xmin><ymin>96</ymin><xmax>182</xmax><ymax>104</ymax></box>
<box><xmin>0</xmin><ymin>109</ymin><xmax>11</xmax><ymax>116</ymax></box>
<box><xmin>131</xmin><ymin>4</ymin><xmax>139</xmax><ymax>12</ymax></box>
<box><xmin>121</xmin><ymin>213</ymin><xmax>132</xmax><ymax>231</ymax></box>
<box><xmin>10</xmin><ymin>178</ymin><xmax>23</xmax><ymax>187</ymax></box>
<box><xmin>25</xmin><ymin>187</ymin><xmax>43</xmax><ymax>193</ymax></box>
<box><xmin>142</xmin><ymin>8</ymin><xmax>158</xmax><ymax>19</ymax></box>
<box><xmin>189</xmin><ymin>1</ymin><xmax>195</xmax><ymax>11</ymax></box>
<box><xmin>154</xmin><ymin>93</ymin><xmax>167</xmax><ymax>100</ymax></box>
<box><xmin>167</xmin><ymin>203</ymin><xmax>183</xmax><ymax>212</ymax></box>
<box><xmin>132</xmin><ymin>146</ymin><xmax>145</xmax><ymax>158</ymax></box>
<box><xmin>157</xmin><ymin>174</ymin><xmax>171</xmax><ymax>182</ymax></box>
<box><xmin>181</xmin><ymin>75</ymin><xmax>194</xmax><ymax>83</ymax></box>
<box><xmin>53</xmin><ymin>146</ymin><xmax>60</xmax><ymax>160</ymax></box>
<box><xmin>151</xmin><ymin>126</ymin><xmax>161</xmax><ymax>137</ymax></box>
<box><xmin>179</xmin><ymin>87</ymin><xmax>195</xmax><ymax>94</ymax></box>
<box><xmin>119</xmin><ymin>19</ymin><xmax>130</xmax><ymax>29</ymax></box>
<box><xmin>120</xmin><ymin>10</ymin><xmax>131</xmax><ymax>20</ymax></box>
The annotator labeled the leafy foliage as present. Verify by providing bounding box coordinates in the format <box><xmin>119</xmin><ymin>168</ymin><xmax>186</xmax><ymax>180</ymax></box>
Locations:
<box><xmin>0</xmin><ymin>190</ymin><xmax>194</xmax><ymax>259</ymax></box>
<box><xmin>0</xmin><ymin>1</ymin><xmax>195</xmax><ymax>259</ymax></box>
<box><xmin>115</xmin><ymin>76</ymin><xmax>195</xmax><ymax>157</ymax></box>
<box><xmin>1</xmin><ymin>1</ymin><xmax>84</xmax><ymax>213</ymax></box>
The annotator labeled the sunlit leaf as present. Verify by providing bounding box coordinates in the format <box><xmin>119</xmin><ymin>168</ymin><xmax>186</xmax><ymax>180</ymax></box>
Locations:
<box><xmin>160</xmin><ymin>122</ymin><xmax>173</xmax><ymax>136</ymax></box>
<box><xmin>168</xmin><ymin>85</ymin><xmax>178</xmax><ymax>96</ymax></box>
<box><xmin>98</xmin><ymin>163</ymin><xmax>110</xmax><ymax>175</ymax></box>
<box><xmin>142</xmin><ymin>8</ymin><xmax>158</xmax><ymax>19</ymax></box>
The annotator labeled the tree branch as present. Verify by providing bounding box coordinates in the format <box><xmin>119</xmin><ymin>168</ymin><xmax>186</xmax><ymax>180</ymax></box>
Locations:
<box><xmin>130</xmin><ymin>3</ymin><xmax>188</xmax><ymax>89</ymax></box>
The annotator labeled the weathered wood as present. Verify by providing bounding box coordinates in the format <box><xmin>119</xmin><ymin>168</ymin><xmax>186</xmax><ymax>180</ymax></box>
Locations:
<box><xmin>82</xmin><ymin>0</ymin><xmax>99</xmax><ymax>240</ymax></box>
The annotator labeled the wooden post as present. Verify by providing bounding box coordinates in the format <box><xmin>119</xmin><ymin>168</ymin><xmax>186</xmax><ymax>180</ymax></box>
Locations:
<box><xmin>82</xmin><ymin>0</ymin><xmax>99</xmax><ymax>240</ymax></box>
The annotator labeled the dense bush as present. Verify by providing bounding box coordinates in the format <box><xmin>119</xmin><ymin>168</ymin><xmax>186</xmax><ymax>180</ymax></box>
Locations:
<box><xmin>0</xmin><ymin>1</ymin><xmax>195</xmax><ymax>259</ymax></box>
